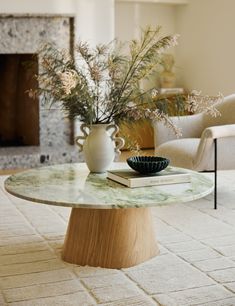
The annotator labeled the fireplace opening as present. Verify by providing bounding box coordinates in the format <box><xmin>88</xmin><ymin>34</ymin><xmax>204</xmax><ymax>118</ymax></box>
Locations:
<box><xmin>0</xmin><ymin>54</ymin><xmax>39</xmax><ymax>147</ymax></box>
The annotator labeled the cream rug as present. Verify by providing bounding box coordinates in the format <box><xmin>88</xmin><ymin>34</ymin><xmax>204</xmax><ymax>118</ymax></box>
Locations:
<box><xmin>0</xmin><ymin>171</ymin><xmax>235</xmax><ymax>306</ymax></box>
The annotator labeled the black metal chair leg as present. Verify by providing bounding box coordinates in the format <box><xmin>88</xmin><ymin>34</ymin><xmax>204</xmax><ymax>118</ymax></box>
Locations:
<box><xmin>214</xmin><ymin>139</ymin><xmax>217</xmax><ymax>209</ymax></box>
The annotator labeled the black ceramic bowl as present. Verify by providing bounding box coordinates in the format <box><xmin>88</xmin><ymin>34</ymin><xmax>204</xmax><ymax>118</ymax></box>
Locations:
<box><xmin>126</xmin><ymin>156</ymin><xmax>170</xmax><ymax>174</ymax></box>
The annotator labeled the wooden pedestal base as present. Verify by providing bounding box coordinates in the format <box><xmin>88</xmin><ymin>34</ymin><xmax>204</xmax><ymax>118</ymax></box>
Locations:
<box><xmin>62</xmin><ymin>207</ymin><xmax>159</xmax><ymax>269</ymax></box>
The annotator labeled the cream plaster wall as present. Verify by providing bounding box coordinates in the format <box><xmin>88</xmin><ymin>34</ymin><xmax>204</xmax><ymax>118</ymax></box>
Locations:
<box><xmin>75</xmin><ymin>0</ymin><xmax>114</xmax><ymax>45</ymax></box>
<box><xmin>175</xmin><ymin>0</ymin><xmax>235</xmax><ymax>95</ymax></box>
<box><xmin>115</xmin><ymin>2</ymin><xmax>177</xmax><ymax>87</ymax></box>
<box><xmin>115</xmin><ymin>2</ymin><xmax>176</xmax><ymax>40</ymax></box>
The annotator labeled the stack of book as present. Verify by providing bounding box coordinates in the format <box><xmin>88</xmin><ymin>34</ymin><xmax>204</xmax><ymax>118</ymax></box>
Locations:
<box><xmin>107</xmin><ymin>168</ymin><xmax>191</xmax><ymax>188</ymax></box>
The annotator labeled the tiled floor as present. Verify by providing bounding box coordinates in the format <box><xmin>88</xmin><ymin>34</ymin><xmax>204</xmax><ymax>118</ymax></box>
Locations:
<box><xmin>0</xmin><ymin>170</ymin><xmax>235</xmax><ymax>305</ymax></box>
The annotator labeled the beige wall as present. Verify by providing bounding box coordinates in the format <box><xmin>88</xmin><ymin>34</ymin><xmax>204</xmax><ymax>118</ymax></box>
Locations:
<box><xmin>74</xmin><ymin>0</ymin><xmax>115</xmax><ymax>46</ymax></box>
<box><xmin>115</xmin><ymin>2</ymin><xmax>176</xmax><ymax>40</ymax></box>
<box><xmin>115</xmin><ymin>2</ymin><xmax>177</xmax><ymax>87</ymax></box>
<box><xmin>175</xmin><ymin>0</ymin><xmax>235</xmax><ymax>95</ymax></box>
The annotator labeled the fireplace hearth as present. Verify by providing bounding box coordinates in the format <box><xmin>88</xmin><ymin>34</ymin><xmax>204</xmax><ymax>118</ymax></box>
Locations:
<box><xmin>0</xmin><ymin>15</ymin><xmax>82</xmax><ymax>169</ymax></box>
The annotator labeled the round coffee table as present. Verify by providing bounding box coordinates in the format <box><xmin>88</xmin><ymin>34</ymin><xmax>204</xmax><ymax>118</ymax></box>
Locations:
<box><xmin>5</xmin><ymin>163</ymin><xmax>213</xmax><ymax>269</ymax></box>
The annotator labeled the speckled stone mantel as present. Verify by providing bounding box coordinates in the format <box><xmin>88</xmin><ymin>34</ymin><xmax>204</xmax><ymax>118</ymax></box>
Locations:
<box><xmin>0</xmin><ymin>14</ymin><xmax>82</xmax><ymax>169</ymax></box>
<box><xmin>5</xmin><ymin>163</ymin><xmax>214</xmax><ymax>268</ymax></box>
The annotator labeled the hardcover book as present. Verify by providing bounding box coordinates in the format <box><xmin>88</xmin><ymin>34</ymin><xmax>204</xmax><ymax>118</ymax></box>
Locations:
<box><xmin>107</xmin><ymin>168</ymin><xmax>191</xmax><ymax>188</ymax></box>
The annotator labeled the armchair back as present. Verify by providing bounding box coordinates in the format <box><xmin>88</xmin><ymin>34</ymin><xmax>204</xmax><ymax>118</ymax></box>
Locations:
<box><xmin>203</xmin><ymin>94</ymin><xmax>235</xmax><ymax>128</ymax></box>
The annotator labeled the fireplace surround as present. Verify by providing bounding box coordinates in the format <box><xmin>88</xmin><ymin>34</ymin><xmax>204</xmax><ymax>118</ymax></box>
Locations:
<box><xmin>0</xmin><ymin>14</ymin><xmax>82</xmax><ymax>169</ymax></box>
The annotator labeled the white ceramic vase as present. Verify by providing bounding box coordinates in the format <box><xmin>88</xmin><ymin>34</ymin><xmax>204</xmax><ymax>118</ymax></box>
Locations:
<box><xmin>75</xmin><ymin>123</ymin><xmax>125</xmax><ymax>173</ymax></box>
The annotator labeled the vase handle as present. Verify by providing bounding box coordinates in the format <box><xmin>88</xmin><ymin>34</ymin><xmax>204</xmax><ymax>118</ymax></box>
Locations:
<box><xmin>106</xmin><ymin>124</ymin><xmax>125</xmax><ymax>155</ymax></box>
<box><xmin>114</xmin><ymin>137</ymin><xmax>125</xmax><ymax>155</ymax></box>
<box><xmin>106</xmin><ymin>124</ymin><xmax>119</xmax><ymax>139</ymax></box>
<box><xmin>74</xmin><ymin>123</ymin><xmax>90</xmax><ymax>152</ymax></box>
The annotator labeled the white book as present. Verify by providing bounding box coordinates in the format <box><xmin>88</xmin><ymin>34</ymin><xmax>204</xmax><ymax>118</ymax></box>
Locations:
<box><xmin>107</xmin><ymin>168</ymin><xmax>191</xmax><ymax>188</ymax></box>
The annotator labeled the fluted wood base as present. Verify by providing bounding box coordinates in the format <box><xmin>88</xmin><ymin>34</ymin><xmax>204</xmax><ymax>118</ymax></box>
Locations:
<box><xmin>62</xmin><ymin>207</ymin><xmax>159</xmax><ymax>269</ymax></box>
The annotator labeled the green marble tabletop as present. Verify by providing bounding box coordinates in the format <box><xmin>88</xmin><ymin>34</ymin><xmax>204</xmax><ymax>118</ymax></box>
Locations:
<box><xmin>4</xmin><ymin>163</ymin><xmax>213</xmax><ymax>209</ymax></box>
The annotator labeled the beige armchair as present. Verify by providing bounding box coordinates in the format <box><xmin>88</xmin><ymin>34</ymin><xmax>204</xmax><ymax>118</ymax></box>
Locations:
<box><xmin>153</xmin><ymin>94</ymin><xmax>235</xmax><ymax>209</ymax></box>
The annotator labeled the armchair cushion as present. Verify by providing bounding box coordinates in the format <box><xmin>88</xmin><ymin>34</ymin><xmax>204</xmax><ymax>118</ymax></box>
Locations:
<box><xmin>156</xmin><ymin>138</ymin><xmax>200</xmax><ymax>170</ymax></box>
<box><xmin>157</xmin><ymin>137</ymin><xmax>235</xmax><ymax>171</ymax></box>
<box><xmin>153</xmin><ymin>113</ymin><xmax>205</xmax><ymax>148</ymax></box>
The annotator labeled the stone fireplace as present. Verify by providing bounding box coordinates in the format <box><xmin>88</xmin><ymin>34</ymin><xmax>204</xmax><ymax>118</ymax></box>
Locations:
<box><xmin>0</xmin><ymin>15</ymin><xmax>82</xmax><ymax>168</ymax></box>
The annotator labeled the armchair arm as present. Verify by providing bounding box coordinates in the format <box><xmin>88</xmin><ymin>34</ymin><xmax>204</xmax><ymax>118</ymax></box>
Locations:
<box><xmin>194</xmin><ymin>124</ymin><xmax>235</xmax><ymax>170</ymax></box>
<box><xmin>153</xmin><ymin>113</ymin><xmax>204</xmax><ymax>148</ymax></box>
<box><xmin>202</xmin><ymin>124</ymin><xmax>235</xmax><ymax>139</ymax></box>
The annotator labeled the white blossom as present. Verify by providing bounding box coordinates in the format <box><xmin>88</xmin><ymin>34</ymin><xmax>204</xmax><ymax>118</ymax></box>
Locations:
<box><xmin>58</xmin><ymin>70</ymin><xmax>78</xmax><ymax>95</ymax></box>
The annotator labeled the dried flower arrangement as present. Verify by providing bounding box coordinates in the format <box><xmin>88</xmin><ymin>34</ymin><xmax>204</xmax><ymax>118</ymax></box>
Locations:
<box><xmin>30</xmin><ymin>26</ymin><xmax>222</xmax><ymax>137</ymax></box>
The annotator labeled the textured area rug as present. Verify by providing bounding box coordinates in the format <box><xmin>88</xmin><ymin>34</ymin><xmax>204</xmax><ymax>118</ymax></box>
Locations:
<box><xmin>0</xmin><ymin>171</ymin><xmax>235</xmax><ymax>306</ymax></box>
